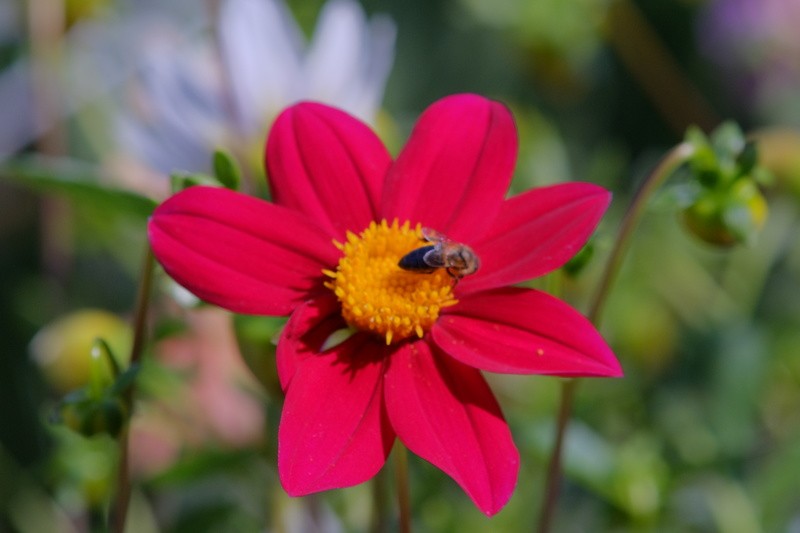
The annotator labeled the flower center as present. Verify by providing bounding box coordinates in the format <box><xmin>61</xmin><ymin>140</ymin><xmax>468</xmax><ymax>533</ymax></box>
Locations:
<box><xmin>324</xmin><ymin>219</ymin><xmax>458</xmax><ymax>345</ymax></box>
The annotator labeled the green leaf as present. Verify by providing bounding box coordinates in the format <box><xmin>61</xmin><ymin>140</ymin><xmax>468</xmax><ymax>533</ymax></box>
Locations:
<box><xmin>0</xmin><ymin>156</ymin><xmax>157</xmax><ymax>219</ymax></box>
<box><xmin>147</xmin><ymin>449</ymin><xmax>257</xmax><ymax>488</ymax></box>
<box><xmin>736</xmin><ymin>140</ymin><xmax>759</xmax><ymax>176</ymax></box>
<box><xmin>710</xmin><ymin>121</ymin><xmax>746</xmax><ymax>160</ymax></box>
<box><xmin>685</xmin><ymin>127</ymin><xmax>718</xmax><ymax>187</ymax></box>
<box><xmin>109</xmin><ymin>364</ymin><xmax>140</xmax><ymax>396</ymax></box>
<box><xmin>170</xmin><ymin>172</ymin><xmax>219</xmax><ymax>192</ymax></box>
<box><xmin>92</xmin><ymin>338</ymin><xmax>122</xmax><ymax>381</ymax></box>
<box><xmin>212</xmin><ymin>149</ymin><xmax>242</xmax><ymax>190</ymax></box>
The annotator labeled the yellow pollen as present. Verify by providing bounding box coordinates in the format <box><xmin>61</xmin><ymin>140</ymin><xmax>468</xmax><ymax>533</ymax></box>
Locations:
<box><xmin>324</xmin><ymin>219</ymin><xmax>457</xmax><ymax>345</ymax></box>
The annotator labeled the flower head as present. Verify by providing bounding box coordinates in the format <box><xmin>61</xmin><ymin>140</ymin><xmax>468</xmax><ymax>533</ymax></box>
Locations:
<box><xmin>120</xmin><ymin>0</ymin><xmax>395</xmax><ymax>175</ymax></box>
<box><xmin>148</xmin><ymin>94</ymin><xmax>621</xmax><ymax>515</ymax></box>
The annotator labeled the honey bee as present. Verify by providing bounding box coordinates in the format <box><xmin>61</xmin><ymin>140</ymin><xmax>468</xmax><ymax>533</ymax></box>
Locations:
<box><xmin>398</xmin><ymin>228</ymin><xmax>480</xmax><ymax>280</ymax></box>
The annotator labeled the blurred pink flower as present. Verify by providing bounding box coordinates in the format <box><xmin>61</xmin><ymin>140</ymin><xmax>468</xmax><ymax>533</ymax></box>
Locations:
<box><xmin>129</xmin><ymin>307</ymin><xmax>264</xmax><ymax>477</ymax></box>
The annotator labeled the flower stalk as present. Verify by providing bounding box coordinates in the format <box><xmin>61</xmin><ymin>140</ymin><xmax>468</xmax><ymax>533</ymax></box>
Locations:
<box><xmin>535</xmin><ymin>378</ymin><xmax>578</xmax><ymax>533</ymax></box>
<box><xmin>394</xmin><ymin>445</ymin><xmax>412</xmax><ymax>533</ymax></box>
<box><xmin>110</xmin><ymin>245</ymin><xmax>155</xmax><ymax>533</ymax></box>
<box><xmin>536</xmin><ymin>141</ymin><xmax>695</xmax><ymax>533</ymax></box>
<box><xmin>589</xmin><ymin>141</ymin><xmax>695</xmax><ymax>324</ymax></box>
<box><xmin>370</xmin><ymin>466</ymin><xmax>390</xmax><ymax>533</ymax></box>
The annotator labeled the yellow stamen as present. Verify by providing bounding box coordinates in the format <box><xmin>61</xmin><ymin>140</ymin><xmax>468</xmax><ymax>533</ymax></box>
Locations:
<box><xmin>324</xmin><ymin>219</ymin><xmax>457</xmax><ymax>345</ymax></box>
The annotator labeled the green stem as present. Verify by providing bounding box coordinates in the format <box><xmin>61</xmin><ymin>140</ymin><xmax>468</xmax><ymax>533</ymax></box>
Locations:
<box><xmin>110</xmin><ymin>245</ymin><xmax>155</xmax><ymax>533</ymax></box>
<box><xmin>370</xmin><ymin>465</ymin><xmax>389</xmax><ymax>533</ymax></box>
<box><xmin>88</xmin><ymin>504</ymin><xmax>106</xmax><ymax>533</ymax></box>
<box><xmin>588</xmin><ymin>142</ymin><xmax>695</xmax><ymax>324</ymax></box>
<box><xmin>534</xmin><ymin>379</ymin><xmax>578</xmax><ymax>533</ymax></box>
<box><xmin>535</xmin><ymin>142</ymin><xmax>695</xmax><ymax>533</ymax></box>
<box><xmin>394</xmin><ymin>444</ymin><xmax>412</xmax><ymax>533</ymax></box>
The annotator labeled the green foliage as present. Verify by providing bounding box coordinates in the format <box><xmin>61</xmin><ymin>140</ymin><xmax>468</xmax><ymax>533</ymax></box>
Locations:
<box><xmin>5</xmin><ymin>0</ymin><xmax>800</xmax><ymax>531</ymax></box>
<box><xmin>171</xmin><ymin>149</ymin><xmax>244</xmax><ymax>193</ymax></box>
<box><xmin>0</xmin><ymin>156</ymin><xmax>156</xmax><ymax>220</ymax></box>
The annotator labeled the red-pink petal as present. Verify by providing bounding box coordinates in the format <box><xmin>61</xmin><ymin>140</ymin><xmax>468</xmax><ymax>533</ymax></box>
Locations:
<box><xmin>381</xmin><ymin>94</ymin><xmax>518</xmax><ymax>241</ymax></box>
<box><xmin>434</xmin><ymin>287</ymin><xmax>622</xmax><ymax>377</ymax></box>
<box><xmin>277</xmin><ymin>293</ymin><xmax>344</xmax><ymax>391</ymax></box>
<box><xmin>385</xmin><ymin>340</ymin><xmax>519</xmax><ymax>516</ymax></box>
<box><xmin>459</xmin><ymin>182</ymin><xmax>611</xmax><ymax>294</ymax></box>
<box><xmin>278</xmin><ymin>338</ymin><xmax>395</xmax><ymax>495</ymax></box>
<box><xmin>266</xmin><ymin>102</ymin><xmax>391</xmax><ymax>238</ymax></box>
<box><xmin>148</xmin><ymin>186</ymin><xmax>339</xmax><ymax>315</ymax></box>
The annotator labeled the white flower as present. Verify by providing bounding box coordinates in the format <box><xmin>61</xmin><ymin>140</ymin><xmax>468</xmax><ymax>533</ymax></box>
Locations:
<box><xmin>120</xmin><ymin>0</ymin><xmax>396</xmax><ymax>175</ymax></box>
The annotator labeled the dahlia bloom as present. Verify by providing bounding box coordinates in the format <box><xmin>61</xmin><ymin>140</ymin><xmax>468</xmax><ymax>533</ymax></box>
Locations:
<box><xmin>148</xmin><ymin>94</ymin><xmax>621</xmax><ymax>515</ymax></box>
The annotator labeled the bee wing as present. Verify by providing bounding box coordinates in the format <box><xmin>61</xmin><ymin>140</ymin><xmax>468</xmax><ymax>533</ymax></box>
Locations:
<box><xmin>421</xmin><ymin>227</ymin><xmax>447</xmax><ymax>243</ymax></box>
<box><xmin>422</xmin><ymin>246</ymin><xmax>447</xmax><ymax>268</ymax></box>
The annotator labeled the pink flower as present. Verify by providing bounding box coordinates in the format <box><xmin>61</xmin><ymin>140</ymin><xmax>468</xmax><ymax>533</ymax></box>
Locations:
<box><xmin>148</xmin><ymin>94</ymin><xmax>621</xmax><ymax>516</ymax></box>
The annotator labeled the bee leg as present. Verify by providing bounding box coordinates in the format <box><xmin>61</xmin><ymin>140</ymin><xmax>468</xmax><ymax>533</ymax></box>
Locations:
<box><xmin>446</xmin><ymin>267</ymin><xmax>461</xmax><ymax>284</ymax></box>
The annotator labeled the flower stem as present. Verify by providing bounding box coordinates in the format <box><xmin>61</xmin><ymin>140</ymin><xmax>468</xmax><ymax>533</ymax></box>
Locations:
<box><xmin>588</xmin><ymin>141</ymin><xmax>695</xmax><ymax>324</ymax></box>
<box><xmin>110</xmin><ymin>245</ymin><xmax>155</xmax><ymax>533</ymax></box>
<box><xmin>535</xmin><ymin>378</ymin><xmax>578</xmax><ymax>533</ymax></box>
<box><xmin>394</xmin><ymin>444</ymin><xmax>412</xmax><ymax>533</ymax></box>
<box><xmin>536</xmin><ymin>142</ymin><xmax>695</xmax><ymax>533</ymax></box>
<box><xmin>371</xmin><ymin>465</ymin><xmax>390</xmax><ymax>533</ymax></box>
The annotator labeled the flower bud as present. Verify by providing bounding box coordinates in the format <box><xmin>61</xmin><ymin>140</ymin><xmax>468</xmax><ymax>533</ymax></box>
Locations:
<box><xmin>59</xmin><ymin>394</ymin><xmax>129</xmax><ymax>439</ymax></box>
<box><xmin>30</xmin><ymin>310</ymin><xmax>131</xmax><ymax>394</ymax></box>
<box><xmin>680</xmin><ymin>122</ymin><xmax>769</xmax><ymax>246</ymax></box>
<box><xmin>681</xmin><ymin>180</ymin><xmax>767</xmax><ymax>247</ymax></box>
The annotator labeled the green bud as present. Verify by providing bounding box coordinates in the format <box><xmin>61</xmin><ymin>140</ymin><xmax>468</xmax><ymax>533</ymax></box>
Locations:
<box><xmin>685</xmin><ymin>122</ymin><xmax>751</xmax><ymax>188</ymax></box>
<box><xmin>709</xmin><ymin>122</ymin><xmax>746</xmax><ymax>166</ymax></box>
<box><xmin>88</xmin><ymin>339</ymin><xmax>121</xmax><ymax>399</ymax></box>
<box><xmin>681</xmin><ymin>180</ymin><xmax>767</xmax><ymax>247</ymax></box>
<box><xmin>685</xmin><ymin>126</ymin><xmax>719</xmax><ymax>186</ymax></box>
<box><xmin>736</xmin><ymin>141</ymin><xmax>759</xmax><ymax>177</ymax></box>
<box><xmin>56</xmin><ymin>394</ymin><xmax>128</xmax><ymax>438</ymax></box>
<box><xmin>52</xmin><ymin>363</ymin><xmax>139</xmax><ymax>439</ymax></box>
<box><xmin>681</xmin><ymin>122</ymin><xmax>769</xmax><ymax>246</ymax></box>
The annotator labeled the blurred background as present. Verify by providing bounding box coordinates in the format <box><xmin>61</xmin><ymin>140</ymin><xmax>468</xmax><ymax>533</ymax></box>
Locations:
<box><xmin>2</xmin><ymin>0</ymin><xmax>800</xmax><ymax>531</ymax></box>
